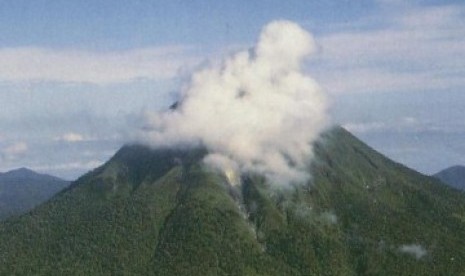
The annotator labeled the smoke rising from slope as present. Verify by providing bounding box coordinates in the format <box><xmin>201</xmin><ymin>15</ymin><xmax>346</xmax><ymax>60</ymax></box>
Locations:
<box><xmin>140</xmin><ymin>20</ymin><xmax>329</xmax><ymax>187</ymax></box>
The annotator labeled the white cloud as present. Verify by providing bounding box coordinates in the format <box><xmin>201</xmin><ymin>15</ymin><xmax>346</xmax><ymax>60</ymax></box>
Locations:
<box><xmin>399</xmin><ymin>244</ymin><xmax>427</xmax><ymax>260</ymax></box>
<box><xmin>138</xmin><ymin>20</ymin><xmax>329</xmax><ymax>187</ymax></box>
<box><xmin>3</xmin><ymin>142</ymin><xmax>28</xmax><ymax>155</ymax></box>
<box><xmin>32</xmin><ymin>160</ymin><xmax>104</xmax><ymax>172</ymax></box>
<box><xmin>54</xmin><ymin>132</ymin><xmax>85</xmax><ymax>142</ymax></box>
<box><xmin>1</xmin><ymin>142</ymin><xmax>28</xmax><ymax>161</ymax></box>
<box><xmin>312</xmin><ymin>4</ymin><xmax>465</xmax><ymax>94</ymax></box>
<box><xmin>0</xmin><ymin>46</ymin><xmax>199</xmax><ymax>85</ymax></box>
<box><xmin>343</xmin><ymin>117</ymin><xmax>420</xmax><ymax>134</ymax></box>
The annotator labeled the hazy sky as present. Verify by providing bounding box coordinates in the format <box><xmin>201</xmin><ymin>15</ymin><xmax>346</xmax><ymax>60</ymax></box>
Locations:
<box><xmin>0</xmin><ymin>0</ymin><xmax>464</xmax><ymax>179</ymax></box>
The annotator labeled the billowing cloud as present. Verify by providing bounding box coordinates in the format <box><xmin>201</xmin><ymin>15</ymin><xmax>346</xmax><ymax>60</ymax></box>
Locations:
<box><xmin>0</xmin><ymin>46</ymin><xmax>198</xmax><ymax>84</ymax></box>
<box><xmin>138</xmin><ymin>20</ymin><xmax>329</xmax><ymax>187</ymax></box>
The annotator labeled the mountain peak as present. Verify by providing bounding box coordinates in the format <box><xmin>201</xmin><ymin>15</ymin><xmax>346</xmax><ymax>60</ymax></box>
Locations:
<box><xmin>1</xmin><ymin>167</ymin><xmax>64</xmax><ymax>182</ymax></box>
<box><xmin>1</xmin><ymin>127</ymin><xmax>465</xmax><ymax>275</ymax></box>
<box><xmin>0</xmin><ymin>168</ymin><xmax>69</xmax><ymax>220</ymax></box>
<box><xmin>434</xmin><ymin>165</ymin><xmax>465</xmax><ymax>190</ymax></box>
<box><xmin>4</xmin><ymin>167</ymin><xmax>36</xmax><ymax>176</ymax></box>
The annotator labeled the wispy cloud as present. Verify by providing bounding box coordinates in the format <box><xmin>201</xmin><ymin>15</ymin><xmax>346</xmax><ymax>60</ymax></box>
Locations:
<box><xmin>32</xmin><ymin>160</ymin><xmax>104</xmax><ymax>172</ymax></box>
<box><xmin>312</xmin><ymin>4</ymin><xmax>465</xmax><ymax>94</ymax></box>
<box><xmin>0</xmin><ymin>46</ymin><xmax>199</xmax><ymax>85</ymax></box>
<box><xmin>4</xmin><ymin>142</ymin><xmax>28</xmax><ymax>155</ymax></box>
<box><xmin>343</xmin><ymin>117</ymin><xmax>420</xmax><ymax>134</ymax></box>
<box><xmin>1</xmin><ymin>141</ymin><xmax>28</xmax><ymax>161</ymax></box>
<box><xmin>54</xmin><ymin>132</ymin><xmax>93</xmax><ymax>143</ymax></box>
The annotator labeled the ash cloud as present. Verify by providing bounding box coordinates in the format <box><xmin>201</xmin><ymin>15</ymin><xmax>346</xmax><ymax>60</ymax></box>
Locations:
<box><xmin>139</xmin><ymin>20</ymin><xmax>329</xmax><ymax>187</ymax></box>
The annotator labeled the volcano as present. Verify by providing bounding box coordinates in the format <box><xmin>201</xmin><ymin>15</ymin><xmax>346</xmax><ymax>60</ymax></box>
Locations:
<box><xmin>1</xmin><ymin>127</ymin><xmax>464</xmax><ymax>275</ymax></box>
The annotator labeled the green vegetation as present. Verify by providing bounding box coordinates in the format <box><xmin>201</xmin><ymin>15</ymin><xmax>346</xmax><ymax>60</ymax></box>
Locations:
<box><xmin>0</xmin><ymin>127</ymin><xmax>464</xmax><ymax>275</ymax></box>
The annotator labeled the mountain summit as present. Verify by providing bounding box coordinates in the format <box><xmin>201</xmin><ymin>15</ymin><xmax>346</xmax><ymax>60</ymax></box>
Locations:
<box><xmin>0</xmin><ymin>127</ymin><xmax>464</xmax><ymax>275</ymax></box>
<box><xmin>434</xmin><ymin>165</ymin><xmax>465</xmax><ymax>190</ymax></box>
<box><xmin>0</xmin><ymin>168</ymin><xmax>69</xmax><ymax>220</ymax></box>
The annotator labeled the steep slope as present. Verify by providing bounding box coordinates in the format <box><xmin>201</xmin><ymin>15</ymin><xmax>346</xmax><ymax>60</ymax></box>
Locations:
<box><xmin>0</xmin><ymin>168</ymin><xmax>69</xmax><ymax>220</ymax></box>
<box><xmin>434</xmin><ymin>165</ymin><xmax>465</xmax><ymax>190</ymax></box>
<box><xmin>308</xmin><ymin>128</ymin><xmax>465</xmax><ymax>275</ymax></box>
<box><xmin>0</xmin><ymin>127</ymin><xmax>464</xmax><ymax>275</ymax></box>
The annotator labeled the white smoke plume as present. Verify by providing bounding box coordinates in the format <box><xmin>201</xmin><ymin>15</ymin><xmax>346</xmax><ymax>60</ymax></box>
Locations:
<box><xmin>399</xmin><ymin>244</ymin><xmax>427</xmax><ymax>260</ymax></box>
<box><xmin>140</xmin><ymin>20</ymin><xmax>329</xmax><ymax>187</ymax></box>
<box><xmin>204</xmin><ymin>154</ymin><xmax>241</xmax><ymax>187</ymax></box>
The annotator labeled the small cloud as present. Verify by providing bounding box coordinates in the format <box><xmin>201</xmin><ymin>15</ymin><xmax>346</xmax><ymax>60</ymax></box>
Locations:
<box><xmin>32</xmin><ymin>160</ymin><xmax>103</xmax><ymax>172</ymax></box>
<box><xmin>401</xmin><ymin>117</ymin><xmax>417</xmax><ymax>125</ymax></box>
<box><xmin>4</xmin><ymin>142</ymin><xmax>28</xmax><ymax>155</ymax></box>
<box><xmin>1</xmin><ymin>142</ymin><xmax>28</xmax><ymax>161</ymax></box>
<box><xmin>54</xmin><ymin>132</ymin><xmax>86</xmax><ymax>143</ymax></box>
<box><xmin>399</xmin><ymin>244</ymin><xmax>427</xmax><ymax>260</ymax></box>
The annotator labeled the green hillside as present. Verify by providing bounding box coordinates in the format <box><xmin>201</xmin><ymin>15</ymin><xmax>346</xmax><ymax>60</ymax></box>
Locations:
<box><xmin>0</xmin><ymin>127</ymin><xmax>464</xmax><ymax>275</ymax></box>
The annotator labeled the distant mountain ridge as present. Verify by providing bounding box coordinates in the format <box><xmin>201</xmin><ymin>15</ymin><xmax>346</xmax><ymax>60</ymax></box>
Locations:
<box><xmin>434</xmin><ymin>165</ymin><xmax>465</xmax><ymax>190</ymax></box>
<box><xmin>0</xmin><ymin>168</ymin><xmax>69</xmax><ymax>220</ymax></box>
<box><xmin>0</xmin><ymin>127</ymin><xmax>465</xmax><ymax>275</ymax></box>
<box><xmin>0</xmin><ymin>167</ymin><xmax>65</xmax><ymax>182</ymax></box>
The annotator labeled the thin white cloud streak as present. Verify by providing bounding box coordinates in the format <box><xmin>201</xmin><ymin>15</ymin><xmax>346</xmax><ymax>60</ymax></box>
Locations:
<box><xmin>342</xmin><ymin>116</ymin><xmax>449</xmax><ymax>135</ymax></box>
<box><xmin>3</xmin><ymin>142</ymin><xmax>28</xmax><ymax>156</ymax></box>
<box><xmin>321</xmin><ymin>69</ymin><xmax>465</xmax><ymax>95</ymax></box>
<box><xmin>312</xmin><ymin>4</ymin><xmax>465</xmax><ymax>94</ymax></box>
<box><xmin>0</xmin><ymin>46</ymin><xmax>199</xmax><ymax>85</ymax></box>
<box><xmin>31</xmin><ymin>160</ymin><xmax>104</xmax><ymax>172</ymax></box>
<box><xmin>0</xmin><ymin>142</ymin><xmax>28</xmax><ymax>161</ymax></box>
<box><xmin>53</xmin><ymin>132</ymin><xmax>111</xmax><ymax>143</ymax></box>
<box><xmin>54</xmin><ymin>132</ymin><xmax>86</xmax><ymax>142</ymax></box>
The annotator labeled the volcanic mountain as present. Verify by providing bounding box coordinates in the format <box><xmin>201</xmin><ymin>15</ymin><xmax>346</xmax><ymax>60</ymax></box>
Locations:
<box><xmin>0</xmin><ymin>168</ymin><xmax>69</xmax><ymax>220</ymax></box>
<box><xmin>0</xmin><ymin>127</ymin><xmax>464</xmax><ymax>275</ymax></box>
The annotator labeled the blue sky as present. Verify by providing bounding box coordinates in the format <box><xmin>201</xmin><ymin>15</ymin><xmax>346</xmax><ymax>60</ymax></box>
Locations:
<box><xmin>0</xmin><ymin>0</ymin><xmax>464</xmax><ymax>179</ymax></box>
<box><xmin>0</xmin><ymin>0</ymin><xmax>377</xmax><ymax>49</ymax></box>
